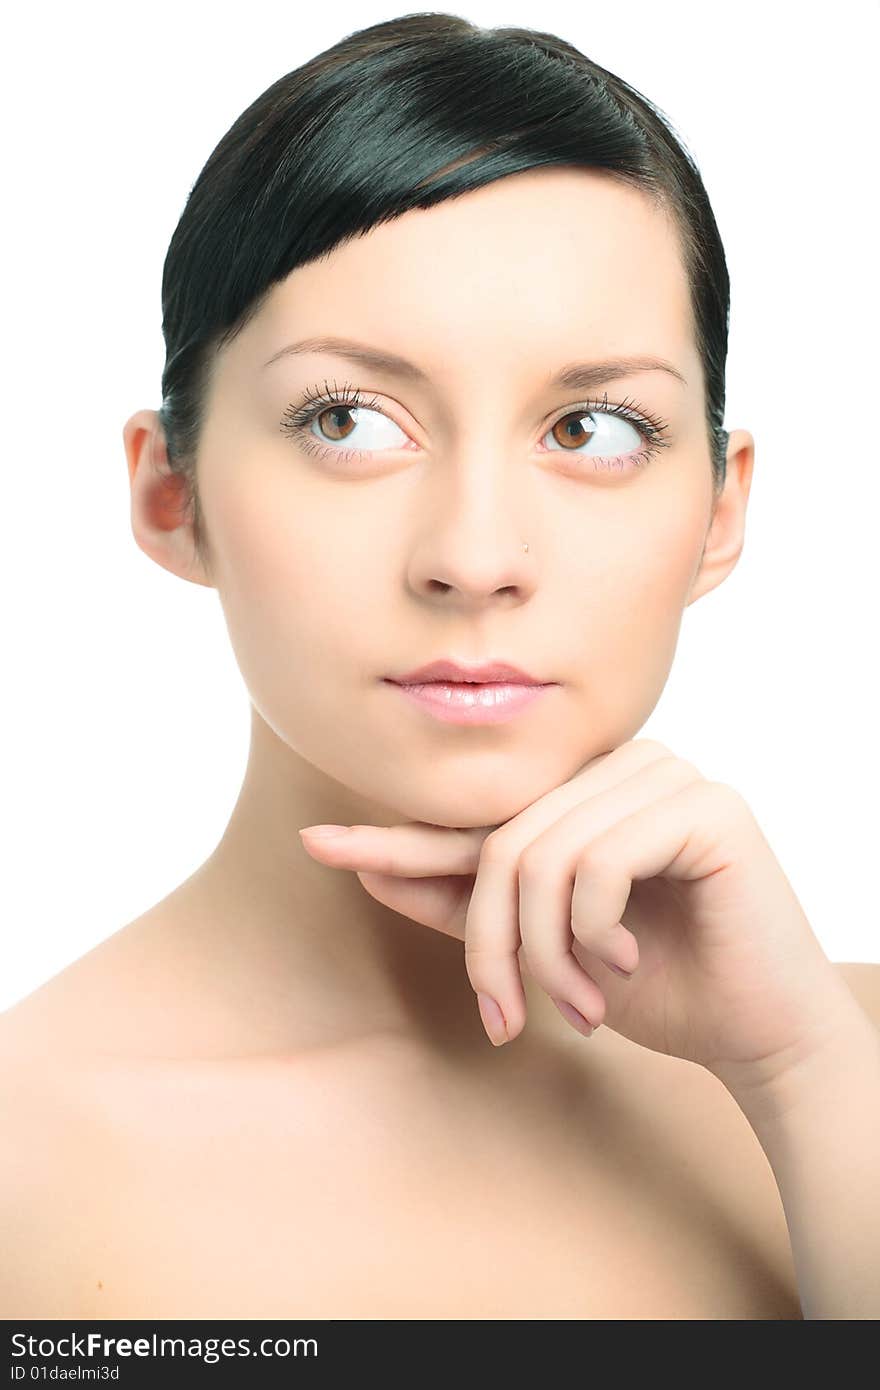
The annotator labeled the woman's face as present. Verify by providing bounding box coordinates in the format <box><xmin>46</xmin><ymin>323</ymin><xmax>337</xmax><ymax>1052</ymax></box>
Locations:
<box><xmin>193</xmin><ymin>167</ymin><xmax>727</xmax><ymax>829</ymax></box>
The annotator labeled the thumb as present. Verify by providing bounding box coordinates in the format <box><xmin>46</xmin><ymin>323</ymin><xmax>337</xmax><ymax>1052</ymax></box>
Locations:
<box><xmin>355</xmin><ymin>870</ymin><xmax>472</xmax><ymax>942</ymax></box>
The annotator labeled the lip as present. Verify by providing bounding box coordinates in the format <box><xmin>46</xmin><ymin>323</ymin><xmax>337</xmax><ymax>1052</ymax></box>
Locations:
<box><xmin>384</xmin><ymin>675</ymin><xmax>556</xmax><ymax>725</ymax></box>
<box><xmin>388</xmin><ymin>658</ymin><xmax>546</xmax><ymax>684</ymax></box>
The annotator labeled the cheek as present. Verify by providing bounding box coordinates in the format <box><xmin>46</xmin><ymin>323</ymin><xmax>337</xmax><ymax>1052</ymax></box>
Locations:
<box><xmin>209</xmin><ymin>483</ymin><xmax>399</xmax><ymax>807</ymax></box>
<box><xmin>208</xmin><ymin>474</ymin><xmax>368</xmax><ymax>701</ymax></box>
<box><xmin>565</xmin><ymin>487</ymin><xmax>708</xmax><ymax>738</ymax></box>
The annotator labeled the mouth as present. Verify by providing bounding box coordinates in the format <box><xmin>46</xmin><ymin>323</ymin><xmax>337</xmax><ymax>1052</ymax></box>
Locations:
<box><xmin>387</xmin><ymin>657</ymin><xmax>550</xmax><ymax>685</ymax></box>
<box><xmin>383</xmin><ymin>675</ymin><xmax>556</xmax><ymax>725</ymax></box>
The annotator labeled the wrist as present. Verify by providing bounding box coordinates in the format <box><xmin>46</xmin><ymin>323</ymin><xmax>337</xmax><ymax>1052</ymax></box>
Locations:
<box><xmin>710</xmin><ymin>993</ymin><xmax>879</xmax><ymax>1133</ymax></box>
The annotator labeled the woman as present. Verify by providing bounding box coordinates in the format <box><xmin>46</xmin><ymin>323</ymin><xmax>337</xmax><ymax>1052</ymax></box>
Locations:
<box><xmin>2</xmin><ymin>13</ymin><xmax>878</xmax><ymax>1321</ymax></box>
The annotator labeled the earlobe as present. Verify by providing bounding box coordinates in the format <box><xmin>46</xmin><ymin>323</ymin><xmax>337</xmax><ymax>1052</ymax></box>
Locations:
<box><xmin>123</xmin><ymin>409</ymin><xmax>214</xmax><ymax>589</ymax></box>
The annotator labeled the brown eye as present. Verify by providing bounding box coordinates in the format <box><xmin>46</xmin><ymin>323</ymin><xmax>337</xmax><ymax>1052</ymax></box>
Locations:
<box><xmin>281</xmin><ymin>385</ymin><xmax>672</xmax><ymax>473</ymax></box>
<box><xmin>304</xmin><ymin>404</ymin><xmax>407</xmax><ymax>453</ymax></box>
<box><xmin>550</xmin><ymin>410</ymin><xmax>597</xmax><ymax>450</ymax></box>
<box><xmin>280</xmin><ymin>390</ymin><xmax>410</xmax><ymax>464</ymax></box>
<box><xmin>543</xmin><ymin>406</ymin><xmax>644</xmax><ymax>460</ymax></box>
<box><xmin>315</xmin><ymin>405</ymin><xmax>357</xmax><ymax>442</ymax></box>
<box><xmin>280</xmin><ymin>379</ymin><xmax>412</xmax><ymax>466</ymax></box>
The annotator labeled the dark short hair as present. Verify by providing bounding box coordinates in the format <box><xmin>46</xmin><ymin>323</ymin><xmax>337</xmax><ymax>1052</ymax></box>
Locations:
<box><xmin>157</xmin><ymin>12</ymin><xmax>731</xmax><ymax>577</ymax></box>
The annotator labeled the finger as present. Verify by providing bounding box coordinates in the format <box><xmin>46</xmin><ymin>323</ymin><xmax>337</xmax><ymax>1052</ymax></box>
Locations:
<box><xmin>569</xmin><ymin>778</ymin><xmax>729</xmax><ymax>965</ymax></box>
<box><xmin>459</xmin><ymin>738</ymin><xmax>674</xmax><ymax>882</ymax></box>
<box><xmin>299</xmin><ymin>822</ymin><xmax>491</xmax><ymax>876</ymax></box>
<box><xmin>517</xmin><ymin>756</ymin><xmax>704</xmax><ymax>1028</ymax></box>
<box><xmin>296</xmin><ymin>740</ymin><xmax>670</xmax><ymax>878</ymax></box>
<box><xmin>462</xmin><ymin>836</ymin><xmax>530</xmax><ymax>1044</ymax></box>
<box><xmin>354</xmin><ymin>870</ymin><xmax>472</xmax><ymax>941</ymax></box>
<box><xmin>298</xmin><ymin>743</ymin><xmax>677</xmax><ymax>1043</ymax></box>
<box><xmin>300</xmin><ymin>825</ymin><xmax>484</xmax><ymax>940</ymax></box>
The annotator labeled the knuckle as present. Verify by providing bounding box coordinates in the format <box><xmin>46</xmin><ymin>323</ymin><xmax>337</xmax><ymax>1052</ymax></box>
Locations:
<box><xmin>479</xmin><ymin>828</ymin><xmax>515</xmax><ymax>866</ymax></box>
<box><xmin>463</xmin><ymin>943</ymin><xmax>510</xmax><ymax>994</ymax></box>
<box><xmin>517</xmin><ymin>845</ymin><xmax>556</xmax><ymax>879</ymax></box>
<box><xmin>708</xmin><ymin>780</ymin><xmax>753</xmax><ymax>826</ymax></box>
<box><xmin>634</xmin><ymin>737</ymin><xmax>673</xmax><ymax>759</ymax></box>
<box><xmin>660</xmin><ymin>755</ymin><xmax>703</xmax><ymax>783</ymax></box>
<box><xmin>519</xmin><ymin>943</ymin><xmax>565</xmax><ymax>989</ymax></box>
<box><xmin>706</xmin><ymin>779</ymin><xmax>748</xmax><ymax>813</ymax></box>
<box><xmin>679</xmin><ymin>758</ymin><xmax>704</xmax><ymax>780</ymax></box>
<box><xmin>575</xmin><ymin>842</ymin><xmax>609</xmax><ymax>877</ymax></box>
<box><xmin>569</xmin><ymin>917</ymin><xmax>594</xmax><ymax>949</ymax></box>
<box><xmin>463</xmin><ymin>939</ymin><xmax>506</xmax><ymax>965</ymax></box>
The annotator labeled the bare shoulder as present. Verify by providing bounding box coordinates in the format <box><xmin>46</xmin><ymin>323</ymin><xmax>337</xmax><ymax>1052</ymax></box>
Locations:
<box><xmin>833</xmin><ymin>961</ymin><xmax>880</xmax><ymax>1027</ymax></box>
<box><xmin>0</xmin><ymin>988</ymin><xmax>144</xmax><ymax>1318</ymax></box>
<box><xmin>0</xmin><ymin>889</ymin><xmax>224</xmax><ymax>1064</ymax></box>
<box><xmin>0</xmin><ymin>1026</ymin><xmax>89</xmax><ymax>1315</ymax></box>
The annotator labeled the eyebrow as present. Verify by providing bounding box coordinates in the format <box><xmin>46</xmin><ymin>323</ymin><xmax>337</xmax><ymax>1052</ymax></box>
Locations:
<box><xmin>262</xmin><ymin>335</ymin><xmax>688</xmax><ymax>391</ymax></box>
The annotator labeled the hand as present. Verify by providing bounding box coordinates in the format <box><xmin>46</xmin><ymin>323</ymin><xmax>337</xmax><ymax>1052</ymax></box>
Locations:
<box><xmin>299</xmin><ymin>739</ymin><xmax>851</xmax><ymax>1092</ymax></box>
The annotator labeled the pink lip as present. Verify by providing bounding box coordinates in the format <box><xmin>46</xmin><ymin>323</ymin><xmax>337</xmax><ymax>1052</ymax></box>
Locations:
<box><xmin>389</xmin><ymin>658</ymin><xmax>544</xmax><ymax>684</ymax></box>
<box><xmin>384</xmin><ymin>679</ymin><xmax>555</xmax><ymax>725</ymax></box>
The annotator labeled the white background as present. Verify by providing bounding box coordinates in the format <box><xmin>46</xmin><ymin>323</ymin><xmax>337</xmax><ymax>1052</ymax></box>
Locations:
<box><xmin>2</xmin><ymin>0</ymin><xmax>878</xmax><ymax>1011</ymax></box>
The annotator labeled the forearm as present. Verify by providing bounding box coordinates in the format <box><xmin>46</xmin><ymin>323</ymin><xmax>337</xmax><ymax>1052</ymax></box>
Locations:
<box><xmin>720</xmin><ymin>1001</ymin><xmax>880</xmax><ymax>1320</ymax></box>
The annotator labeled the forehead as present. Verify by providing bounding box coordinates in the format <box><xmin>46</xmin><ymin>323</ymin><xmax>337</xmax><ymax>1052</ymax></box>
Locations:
<box><xmin>243</xmin><ymin>167</ymin><xmax>695</xmax><ymax>389</ymax></box>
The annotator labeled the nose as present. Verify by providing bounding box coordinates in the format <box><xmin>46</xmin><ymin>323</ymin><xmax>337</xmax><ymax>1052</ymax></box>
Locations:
<box><xmin>404</xmin><ymin>448</ymin><xmax>537</xmax><ymax>605</ymax></box>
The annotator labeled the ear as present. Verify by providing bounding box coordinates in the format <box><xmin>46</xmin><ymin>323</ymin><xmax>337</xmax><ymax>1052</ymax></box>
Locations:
<box><xmin>686</xmin><ymin>429</ymin><xmax>755</xmax><ymax>607</ymax></box>
<box><xmin>122</xmin><ymin>409</ymin><xmax>215</xmax><ymax>589</ymax></box>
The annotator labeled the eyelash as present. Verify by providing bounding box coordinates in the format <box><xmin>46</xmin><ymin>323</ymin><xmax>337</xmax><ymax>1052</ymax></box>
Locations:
<box><xmin>278</xmin><ymin>378</ymin><xmax>673</xmax><ymax>472</ymax></box>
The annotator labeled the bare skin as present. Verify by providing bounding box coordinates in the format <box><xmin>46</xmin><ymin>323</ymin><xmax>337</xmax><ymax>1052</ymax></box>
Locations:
<box><xmin>0</xmin><ymin>905</ymin><xmax>803</xmax><ymax>1319</ymax></box>
<box><xmin>2</xmin><ymin>166</ymin><xmax>807</xmax><ymax>1318</ymax></box>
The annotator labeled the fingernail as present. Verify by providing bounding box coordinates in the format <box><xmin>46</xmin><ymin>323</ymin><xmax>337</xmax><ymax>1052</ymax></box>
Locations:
<box><xmin>607</xmin><ymin>962</ymin><xmax>633</xmax><ymax>979</ymax></box>
<box><xmin>300</xmin><ymin>825</ymin><xmax>351</xmax><ymax>837</ymax></box>
<box><xmin>552</xmin><ymin>998</ymin><xmax>594</xmax><ymax>1037</ymax></box>
<box><xmin>477</xmin><ymin>992</ymin><xmax>509</xmax><ymax>1046</ymax></box>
